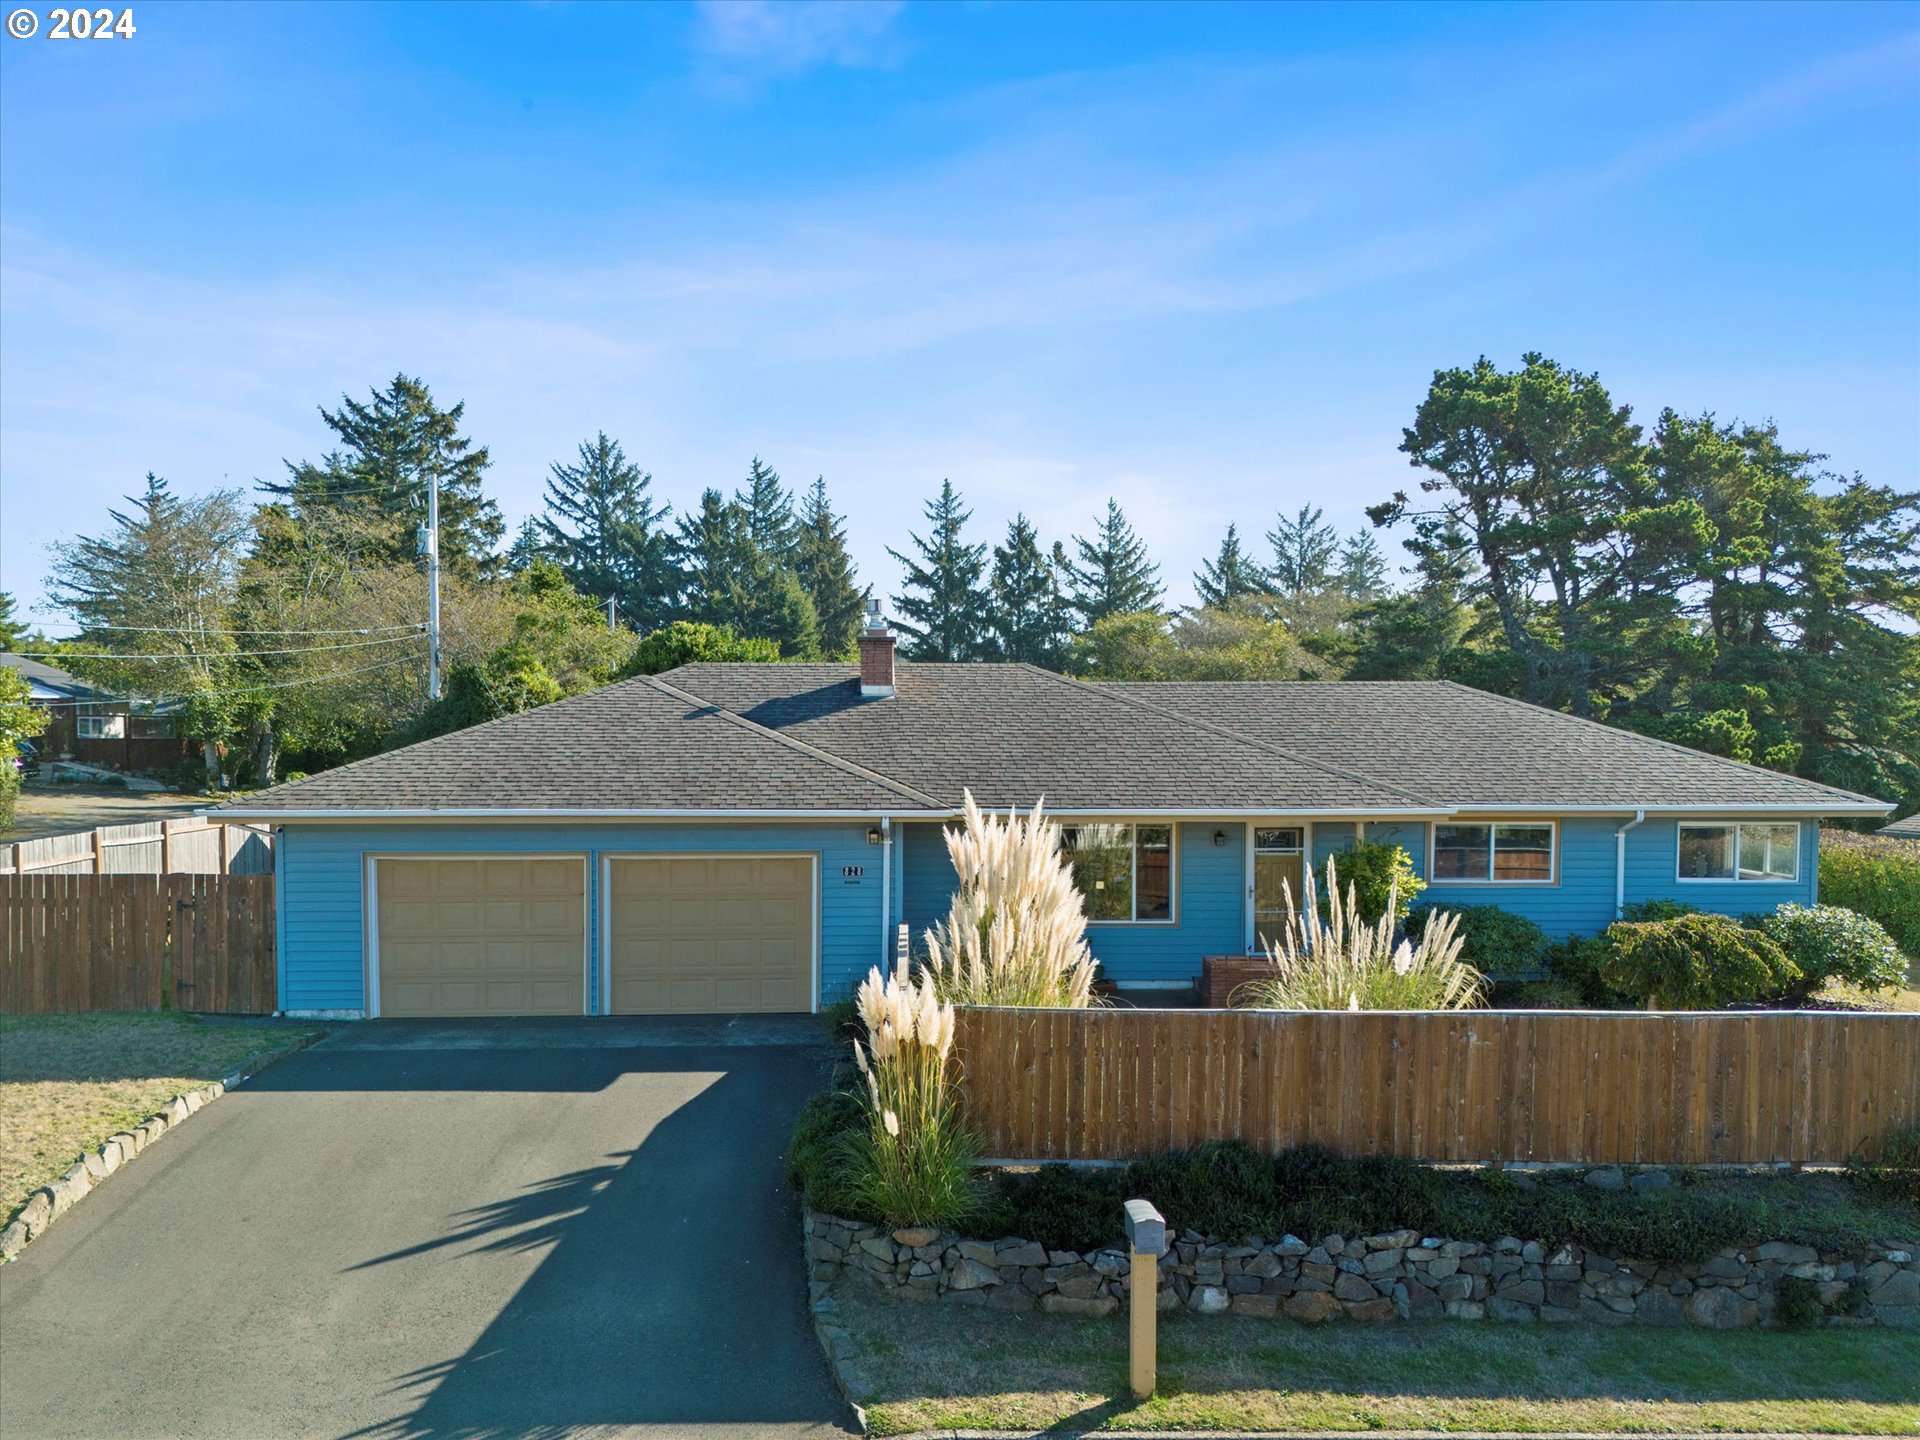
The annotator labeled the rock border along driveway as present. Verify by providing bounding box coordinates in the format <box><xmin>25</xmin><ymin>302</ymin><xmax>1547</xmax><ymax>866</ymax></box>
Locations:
<box><xmin>0</xmin><ymin>1030</ymin><xmax>323</xmax><ymax>1261</ymax></box>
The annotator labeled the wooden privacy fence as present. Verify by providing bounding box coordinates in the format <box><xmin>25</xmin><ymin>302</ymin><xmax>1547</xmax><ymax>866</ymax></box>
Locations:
<box><xmin>952</xmin><ymin>1006</ymin><xmax>1920</xmax><ymax>1167</ymax></box>
<box><xmin>2</xmin><ymin>875</ymin><xmax>276</xmax><ymax>1014</ymax></box>
<box><xmin>0</xmin><ymin>817</ymin><xmax>272</xmax><ymax>876</ymax></box>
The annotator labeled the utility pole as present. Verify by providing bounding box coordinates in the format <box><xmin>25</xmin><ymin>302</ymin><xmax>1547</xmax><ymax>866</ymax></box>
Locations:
<box><xmin>423</xmin><ymin>466</ymin><xmax>442</xmax><ymax>700</ymax></box>
<box><xmin>605</xmin><ymin>595</ymin><xmax>618</xmax><ymax>631</ymax></box>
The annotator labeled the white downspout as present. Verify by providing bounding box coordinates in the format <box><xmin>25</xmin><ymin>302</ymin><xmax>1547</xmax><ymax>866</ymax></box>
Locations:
<box><xmin>879</xmin><ymin>817</ymin><xmax>893</xmax><ymax>968</ymax></box>
<box><xmin>1615</xmin><ymin>808</ymin><xmax>1647</xmax><ymax>919</ymax></box>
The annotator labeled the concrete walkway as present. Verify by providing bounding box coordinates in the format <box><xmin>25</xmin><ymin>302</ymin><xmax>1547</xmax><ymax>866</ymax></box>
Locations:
<box><xmin>0</xmin><ymin>1019</ymin><xmax>858</xmax><ymax>1440</ymax></box>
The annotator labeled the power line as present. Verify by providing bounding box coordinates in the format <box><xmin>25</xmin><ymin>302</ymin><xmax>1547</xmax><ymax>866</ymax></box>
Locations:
<box><xmin>50</xmin><ymin>651</ymin><xmax>428</xmax><ymax>708</ymax></box>
<box><xmin>14</xmin><ymin>633</ymin><xmax>427</xmax><ymax>662</ymax></box>
<box><xmin>64</xmin><ymin>623</ymin><xmax>424</xmax><ymax>637</ymax></box>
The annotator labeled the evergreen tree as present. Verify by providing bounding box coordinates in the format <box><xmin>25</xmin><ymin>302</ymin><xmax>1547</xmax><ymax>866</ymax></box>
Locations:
<box><xmin>1335</xmin><ymin>531</ymin><xmax>1389</xmax><ymax>600</ymax></box>
<box><xmin>0</xmin><ymin>592</ymin><xmax>27</xmax><ymax>652</ymax></box>
<box><xmin>988</xmin><ymin>514</ymin><xmax>1071</xmax><ymax>667</ymax></box>
<box><xmin>1194</xmin><ymin>523</ymin><xmax>1268</xmax><ymax>608</ymax></box>
<box><xmin>538</xmin><ymin>432</ymin><xmax>680</xmax><ymax>632</ymax></box>
<box><xmin>674</xmin><ymin>487</ymin><xmax>819</xmax><ymax>657</ymax></box>
<box><xmin>267</xmin><ymin>374</ymin><xmax>503</xmax><ymax>573</ymax></box>
<box><xmin>1065</xmin><ymin>498</ymin><xmax>1162</xmax><ymax>626</ymax></box>
<box><xmin>46</xmin><ymin>474</ymin><xmax>251</xmax><ymax>780</ymax></box>
<box><xmin>503</xmin><ymin>517</ymin><xmax>548</xmax><ymax>575</ymax></box>
<box><xmin>792</xmin><ymin>476</ymin><xmax>864</xmax><ymax>657</ymax></box>
<box><xmin>675</xmin><ymin>489</ymin><xmax>754</xmax><ymax>629</ymax></box>
<box><xmin>735</xmin><ymin>456</ymin><xmax>798</xmax><ymax>559</ymax></box>
<box><xmin>1267</xmin><ymin>504</ymin><xmax>1340</xmax><ymax>597</ymax></box>
<box><xmin>887</xmin><ymin>479</ymin><xmax>990</xmax><ymax>661</ymax></box>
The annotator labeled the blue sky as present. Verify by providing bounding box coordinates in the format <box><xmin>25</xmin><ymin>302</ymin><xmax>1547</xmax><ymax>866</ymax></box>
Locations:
<box><xmin>3</xmin><ymin>1</ymin><xmax>1916</xmax><ymax>632</ymax></box>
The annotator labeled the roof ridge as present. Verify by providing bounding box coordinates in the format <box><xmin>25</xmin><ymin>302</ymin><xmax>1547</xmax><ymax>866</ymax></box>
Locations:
<box><xmin>1014</xmin><ymin>665</ymin><xmax>1444</xmax><ymax>810</ymax></box>
<box><xmin>1435</xmin><ymin>681</ymin><xmax>1889</xmax><ymax>808</ymax></box>
<box><xmin>642</xmin><ymin>673</ymin><xmax>947</xmax><ymax>811</ymax></box>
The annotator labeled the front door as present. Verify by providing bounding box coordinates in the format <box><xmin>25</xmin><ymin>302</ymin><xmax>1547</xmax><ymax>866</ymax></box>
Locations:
<box><xmin>1251</xmin><ymin>827</ymin><xmax>1305</xmax><ymax>953</ymax></box>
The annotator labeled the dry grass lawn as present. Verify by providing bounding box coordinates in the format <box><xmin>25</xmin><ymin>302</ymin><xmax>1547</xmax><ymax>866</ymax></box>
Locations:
<box><xmin>1</xmin><ymin>1013</ymin><xmax>322</xmax><ymax>1218</ymax></box>
<box><xmin>5</xmin><ymin>783</ymin><xmax>204</xmax><ymax>841</ymax></box>
<box><xmin>839</xmin><ymin>1299</ymin><xmax>1920</xmax><ymax>1435</ymax></box>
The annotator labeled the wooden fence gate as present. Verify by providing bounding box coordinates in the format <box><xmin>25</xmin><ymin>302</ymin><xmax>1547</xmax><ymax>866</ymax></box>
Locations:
<box><xmin>1</xmin><ymin>875</ymin><xmax>276</xmax><ymax>1015</ymax></box>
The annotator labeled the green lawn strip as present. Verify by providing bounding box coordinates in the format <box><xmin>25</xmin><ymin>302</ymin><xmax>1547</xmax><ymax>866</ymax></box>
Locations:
<box><xmin>842</xmin><ymin>1300</ymin><xmax>1920</xmax><ymax>1435</ymax></box>
<box><xmin>1</xmin><ymin>1012</ymin><xmax>323</xmax><ymax>1219</ymax></box>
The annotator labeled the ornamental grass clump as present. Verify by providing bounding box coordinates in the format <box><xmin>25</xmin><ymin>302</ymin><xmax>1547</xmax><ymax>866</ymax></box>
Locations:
<box><xmin>1237</xmin><ymin>857</ymin><xmax>1485</xmax><ymax>1011</ymax></box>
<box><xmin>922</xmin><ymin>790</ymin><xmax>1098</xmax><ymax>1008</ymax></box>
<box><xmin>847</xmin><ymin>960</ymin><xmax>983</xmax><ymax>1227</ymax></box>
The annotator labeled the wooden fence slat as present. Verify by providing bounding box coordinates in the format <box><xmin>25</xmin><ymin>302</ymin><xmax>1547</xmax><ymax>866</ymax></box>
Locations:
<box><xmin>953</xmin><ymin>1005</ymin><xmax>1920</xmax><ymax>1168</ymax></box>
<box><xmin>1</xmin><ymin>873</ymin><xmax>275</xmax><ymax>1015</ymax></box>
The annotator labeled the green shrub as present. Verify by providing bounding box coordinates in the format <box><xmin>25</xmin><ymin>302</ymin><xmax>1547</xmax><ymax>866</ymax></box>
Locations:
<box><xmin>1408</xmin><ymin>903</ymin><xmax>1549</xmax><ymax>977</ymax></box>
<box><xmin>1820</xmin><ymin>830</ymin><xmax>1920</xmax><ymax>959</ymax></box>
<box><xmin>1328</xmin><ymin>841</ymin><xmax>1425</xmax><ymax>927</ymax></box>
<box><xmin>785</xmin><ymin>1088</ymin><xmax>868</xmax><ymax>1219</ymax></box>
<box><xmin>1598</xmin><ymin>913</ymin><xmax>1799</xmax><ymax>1009</ymax></box>
<box><xmin>993</xmin><ymin>1164</ymin><xmax>1129</xmax><ymax>1250</ymax></box>
<box><xmin>1773</xmin><ymin>1274</ymin><xmax>1822</xmax><ymax>1330</ymax></box>
<box><xmin>1544</xmin><ymin>935</ymin><xmax>1631</xmax><ymax>1008</ymax></box>
<box><xmin>1620</xmin><ymin>898</ymin><xmax>1702</xmax><ymax>923</ymax></box>
<box><xmin>1759</xmin><ymin>903</ymin><xmax>1907</xmax><ymax>1001</ymax></box>
<box><xmin>1848</xmin><ymin>1122</ymin><xmax>1920</xmax><ymax>1208</ymax></box>
<box><xmin>1131</xmin><ymin>1141</ymin><xmax>1281</xmax><ymax>1239</ymax></box>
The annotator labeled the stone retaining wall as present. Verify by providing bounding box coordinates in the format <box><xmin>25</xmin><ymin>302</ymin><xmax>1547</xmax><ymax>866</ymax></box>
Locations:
<box><xmin>806</xmin><ymin>1212</ymin><xmax>1918</xmax><ymax>1329</ymax></box>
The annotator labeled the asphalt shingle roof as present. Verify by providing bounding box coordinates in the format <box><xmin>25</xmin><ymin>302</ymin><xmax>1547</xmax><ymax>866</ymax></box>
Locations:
<box><xmin>224</xmin><ymin>662</ymin><xmax>1891</xmax><ymax>818</ymax></box>
<box><xmin>1108</xmin><ymin>679</ymin><xmax>1883</xmax><ymax>812</ymax></box>
<box><xmin>225</xmin><ymin>674</ymin><xmax>944</xmax><ymax>814</ymax></box>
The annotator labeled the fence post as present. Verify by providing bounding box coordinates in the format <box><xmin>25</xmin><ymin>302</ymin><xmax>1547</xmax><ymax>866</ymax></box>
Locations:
<box><xmin>92</xmin><ymin>828</ymin><xmax>106</xmax><ymax>874</ymax></box>
<box><xmin>1123</xmin><ymin>1198</ymin><xmax>1165</xmax><ymax>1400</ymax></box>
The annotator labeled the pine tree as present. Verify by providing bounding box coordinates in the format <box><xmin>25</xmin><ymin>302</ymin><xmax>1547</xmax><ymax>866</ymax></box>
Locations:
<box><xmin>0</xmin><ymin>593</ymin><xmax>26</xmax><ymax>652</ymax></box>
<box><xmin>675</xmin><ymin>489</ymin><xmax>754</xmax><ymax>629</ymax></box>
<box><xmin>1336</xmin><ymin>530</ymin><xmax>1389</xmax><ymax>600</ymax></box>
<box><xmin>268</xmin><ymin>374</ymin><xmax>503</xmax><ymax>573</ymax></box>
<box><xmin>503</xmin><ymin>517</ymin><xmax>548</xmax><ymax>575</ymax></box>
<box><xmin>1065</xmin><ymin>499</ymin><xmax>1162</xmax><ymax>626</ymax></box>
<box><xmin>792</xmin><ymin>476</ymin><xmax>864</xmax><ymax>657</ymax></box>
<box><xmin>988</xmin><ymin>514</ymin><xmax>1071</xmax><ymax>667</ymax></box>
<box><xmin>735</xmin><ymin>456</ymin><xmax>797</xmax><ymax>559</ymax></box>
<box><xmin>538</xmin><ymin>432</ymin><xmax>680</xmax><ymax>632</ymax></box>
<box><xmin>887</xmin><ymin>479</ymin><xmax>990</xmax><ymax>661</ymax></box>
<box><xmin>1194</xmin><ymin>523</ymin><xmax>1268</xmax><ymax>608</ymax></box>
<box><xmin>1267</xmin><ymin>504</ymin><xmax>1340</xmax><ymax>596</ymax></box>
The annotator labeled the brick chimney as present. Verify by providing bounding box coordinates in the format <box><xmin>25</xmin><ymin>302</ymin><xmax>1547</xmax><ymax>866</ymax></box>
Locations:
<box><xmin>859</xmin><ymin>595</ymin><xmax>895</xmax><ymax>698</ymax></box>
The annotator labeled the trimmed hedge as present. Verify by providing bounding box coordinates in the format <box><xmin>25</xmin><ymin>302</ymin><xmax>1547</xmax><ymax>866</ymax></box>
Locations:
<box><xmin>1408</xmin><ymin>903</ymin><xmax>1550</xmax><ymax>977</ymax></box>
<box><xmin>1760</xmin><ymin>903</ymin><xmax>1908</xmax><ymax>1001</ymax></box>
<box><xmin>1820</xmin><ymin>830</ymin><xmax>1920</xmax><ymax>960</ymax></box>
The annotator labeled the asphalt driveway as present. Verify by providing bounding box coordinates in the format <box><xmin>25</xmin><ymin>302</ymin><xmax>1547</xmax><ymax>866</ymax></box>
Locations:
<box><xmin>0</xmin><ymin>1017</ymin><xmax>857</xmax><ymax>1440</ymax></box>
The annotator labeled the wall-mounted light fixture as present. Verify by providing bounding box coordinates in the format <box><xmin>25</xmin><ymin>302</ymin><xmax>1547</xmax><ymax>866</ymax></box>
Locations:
<box><xmin>867</xmin><ymin>826</ymin><xmax>883</xmax><ymax>845</ymax></box>
<box><xmin>1212</xmin><ymin>829</ymin><xmax>1228</xmax><ymax>847</ymax></box>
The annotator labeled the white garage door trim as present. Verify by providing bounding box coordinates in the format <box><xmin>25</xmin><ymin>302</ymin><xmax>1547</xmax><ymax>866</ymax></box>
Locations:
<box><xmin>364</xmin><ymin>852</ymin><xmax>591</xmax><ymax>1019</ymax></box>
<box><xmin>598</xmin><ymin>852</ymin><xmax>821</xmax><ymax>1015</ymax></box>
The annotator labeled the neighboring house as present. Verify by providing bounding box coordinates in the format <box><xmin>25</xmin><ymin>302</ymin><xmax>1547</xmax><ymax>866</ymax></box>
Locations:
<box><xmin>1880</xmin><ymin>814</ymin><xmax>1920</xmax><ymax>841</ymax></box>
<box><xmin>216</xmin><ymin>611</ymin><xmax>1892</xmax><ymax>1020</ymax></box>
<box><xmin>0</xmin><ymin>653</ymin><xmax>193</xmax><ymax>774</ymax></box>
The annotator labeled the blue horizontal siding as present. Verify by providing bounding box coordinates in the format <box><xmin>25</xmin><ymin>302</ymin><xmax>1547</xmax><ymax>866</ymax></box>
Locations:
<box><xmin>278</xmin><ymin>821</ymin><xmax>885</xmax><ymax>1013</ymax></box>
<box><xmin>900</xmin><ymin>820</ymin><xmax>1246</xmax><ymax>987</ymax></box>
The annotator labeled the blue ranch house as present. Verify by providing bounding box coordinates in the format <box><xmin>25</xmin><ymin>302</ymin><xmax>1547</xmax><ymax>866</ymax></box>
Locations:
<box><xmin>218</xmin><ymin>613</ymin><xmax>1892</xmax><ymax>1018</ymax></box>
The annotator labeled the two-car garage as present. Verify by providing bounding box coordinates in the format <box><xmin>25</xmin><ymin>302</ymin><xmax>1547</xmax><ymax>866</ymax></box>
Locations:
<box><xmin>370</xmin><ymin>853</ymin><xmax>817</xmax><ymax>1018</ymax></box>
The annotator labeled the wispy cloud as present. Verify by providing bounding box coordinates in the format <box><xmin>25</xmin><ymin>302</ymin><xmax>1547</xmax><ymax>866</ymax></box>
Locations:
<box><xmin>691</xmin><ymin>0</ymin><xmax>907</xmax><ymax>81</ymax></box>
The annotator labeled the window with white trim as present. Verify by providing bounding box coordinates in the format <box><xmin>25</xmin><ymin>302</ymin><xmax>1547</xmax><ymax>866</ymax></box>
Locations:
<box><xmin>1677</xmin><ymin>822</ymin><xmax>1799</xmax><ymax>882</ymax></box>
<box><xmin>77</xmin><ymin>714</ymin><xmax>125</xmax><ymax>740</ymax></box>
<box><xmin>1430</xmin><ymin>821</ymin><xmax>1556</xmax><ymax>883</ymax></box>
<box><xmin>1059</xmin><ymin>823</ymin><xmax>1174</xmax><ymax>922</ymax></box>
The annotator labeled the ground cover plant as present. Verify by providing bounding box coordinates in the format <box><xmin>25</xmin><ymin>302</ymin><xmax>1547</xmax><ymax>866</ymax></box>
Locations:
<box><xmin>838</xmin><ymin>1299</ymin><xmax>1920</xmax><ymax>1435</ymax></box>
<box><xmin>1</xmin><ymin>1012</ymin><xmax>322</xmax><ymax>1219</ymax></box>
<box><xmin>790</xmin><ymin>1105</ymin><xmax>1919</xmax><ymax>1265</ymax></box>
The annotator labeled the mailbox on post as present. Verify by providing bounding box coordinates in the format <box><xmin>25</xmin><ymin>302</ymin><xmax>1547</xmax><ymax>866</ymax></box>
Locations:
<box><xmin>1122</xmin><ymin>1198</ymin><xmax>1166</xmax><ymax>1399</ymax></box>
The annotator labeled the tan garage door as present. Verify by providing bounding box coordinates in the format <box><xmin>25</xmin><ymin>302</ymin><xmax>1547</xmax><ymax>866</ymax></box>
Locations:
<box><xmin>376</xmin><ymin>856</ymin><xmax>585</xmax><ymax>1017</ymax></box>
<box><xmin>606</xmin><ymin>855</ymin><xmax>814</xmax><ymax>1014</ymax></box>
